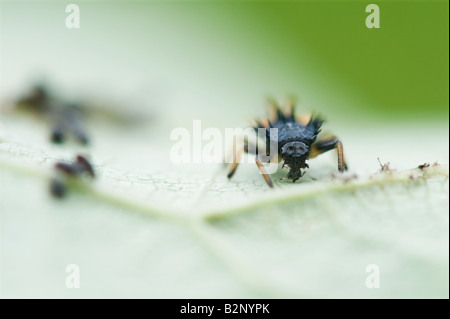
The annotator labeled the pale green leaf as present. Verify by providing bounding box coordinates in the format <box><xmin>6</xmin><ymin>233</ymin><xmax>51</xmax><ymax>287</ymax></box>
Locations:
<box><xmin>0</xmin><ymin>114</ymin><xmax>448</xmax><ymax>298</ymax></box>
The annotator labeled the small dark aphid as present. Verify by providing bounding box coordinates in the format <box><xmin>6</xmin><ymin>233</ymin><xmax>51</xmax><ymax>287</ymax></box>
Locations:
<box><xmin>54</xmin><ymin>162</ymin><xmax>80</xmax><ymax>176</ymax></box>
<box><xmin>50</xmin><ymin>126</ymin><xmax>65</xmax><ymax>144</ymax></box>
<box><xmin>227</xmin><ymin>99</ymin><xmax>348</xmax><ymax>188</ymax></box>
<box><xmin>50</xmin><ymin>178</ymin><xmax>67</xmax><ymax>199</ymax></box>
<box><xmin>76</xmin><ymin>155</ymin><xmax>95</xmax><ymax>177</ymax></box>
<box><xmin>51</xmin><ymin>154</ymin><xmax>95</xmax><ymax>198</ymax></box>
<box><xmin>418</xmin><ymin>163</ymin><xmax>430</xmax><ymax>170</ymax></box>
<box><xmin>54</xmin><ymin>155</ymin><xmax>95</xmax><ymax>178</ymax></box>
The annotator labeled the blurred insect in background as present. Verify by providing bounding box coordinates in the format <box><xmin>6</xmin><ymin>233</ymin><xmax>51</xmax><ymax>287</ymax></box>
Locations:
<box><xmin>16</xmin><ymin>84</ymin><xmax>90</xmax><ymax>145</ymax></box>
<box><xmin>227</xmin><ymin>98</ymin><xmax>348</xmax><ymax>188</ymax></box>
<box><xmin>50</xmin><ymin>154</ymin><xmax>95</xmax><ymax>198</ymax></box>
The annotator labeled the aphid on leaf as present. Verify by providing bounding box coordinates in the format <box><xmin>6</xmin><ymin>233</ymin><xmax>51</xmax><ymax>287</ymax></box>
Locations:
<box><xmin>75</xmin><ymin>155</ymin><xmax>95</xmax><ymax>177</ymax></box>
<box><xmin>227</xmin><ymin>98</ymin><xmax>348</xmax><ymax>188</ymax></box>
<box><xmin>51</xmin><ymin>154</ymin><xmax>95</xmax><ymax>199</ymax></box>
<box><xmin>418</xmin><ymin>163</ymin><xmax>430</xmax><ymax>170</ymax></box>
<box><xmin>50</xmin><ymin>178</ymin><xmax>66</xmax><ymax>199</ymax></box>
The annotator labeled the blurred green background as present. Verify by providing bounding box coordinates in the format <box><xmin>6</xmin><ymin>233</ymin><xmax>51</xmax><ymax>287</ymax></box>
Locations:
<box><xmin>1</xmin><ymin>0</ymin><xmax>448</xmax><ymax>124</ymax></box>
